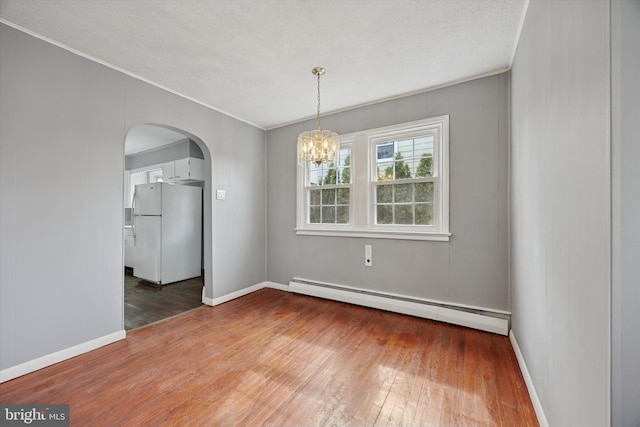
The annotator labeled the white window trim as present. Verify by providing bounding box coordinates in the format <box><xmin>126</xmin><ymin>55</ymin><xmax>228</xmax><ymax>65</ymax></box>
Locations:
<box><xmin>296</xmin><ymin>116</ymin><xmax>450</xmax><ymax>241</ymax></box>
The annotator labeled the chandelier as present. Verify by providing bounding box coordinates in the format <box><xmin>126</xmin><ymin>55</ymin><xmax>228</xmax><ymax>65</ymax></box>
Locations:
<box><xmin>297</xmin><ymin>67</ymin><xmax>339</xmax><ymax>166</ymax></box>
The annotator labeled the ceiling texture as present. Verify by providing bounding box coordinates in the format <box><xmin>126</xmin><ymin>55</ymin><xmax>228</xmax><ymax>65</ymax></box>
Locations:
<box><xmin>0</xmin><ymin>0</ymin><xmax>527</xmax><ymax>130</ymax></box>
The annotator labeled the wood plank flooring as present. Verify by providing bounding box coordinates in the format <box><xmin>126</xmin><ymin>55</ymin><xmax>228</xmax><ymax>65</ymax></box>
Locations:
<box><xmin>0</xmin><ymin>288</ymin><xmax>538</xmax><ymax>426</ymax></box>
<box><xmin>124</xmin><ymin>270</ymin><xmax>203</xmax><ymax>330</ymax></box>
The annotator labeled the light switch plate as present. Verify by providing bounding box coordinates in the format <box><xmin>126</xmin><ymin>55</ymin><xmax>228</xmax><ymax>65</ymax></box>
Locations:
<box><xmin>365</xmin><ymin>245</ymin><xmax>372</xmax><ymax>267</ymax></box>
<box><xmin>216</xmin><ymin>189</ymin><xmax>226</xmax><ymax>200</ymax></box>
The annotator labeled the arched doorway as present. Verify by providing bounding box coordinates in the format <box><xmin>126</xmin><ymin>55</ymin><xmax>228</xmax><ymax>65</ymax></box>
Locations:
<box><xmin>123</xmin><ymin>123</ymin><xmax>212</xmax><ymax>330</ymax></box>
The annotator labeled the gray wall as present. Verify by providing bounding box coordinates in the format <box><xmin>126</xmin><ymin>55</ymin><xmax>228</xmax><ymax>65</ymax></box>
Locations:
<box><xmin>611</xmin><ymin>1</ymin><xmax>640</xmax><ymax>426</ymax></box>
<box><xmin>0</xmin><ymin>23</ymin><xmax>266</xmax><ymax>371</ymax></box>
<box><xmin>510</xmin><ymin>0</ymin><xmax>610</xmax><ymax>425</ymax></box>
<box><xmin>267</xmin><ymin>73</ymin><xmax>509</xmax><ymax>311</ymax></box>
<box><xmin>125</xmin><ymin>139</ymin><xmax>204</xmax><ymax>171</ymax></box>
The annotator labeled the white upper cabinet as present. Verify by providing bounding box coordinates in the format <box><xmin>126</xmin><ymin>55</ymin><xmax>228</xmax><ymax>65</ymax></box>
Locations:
<box><xmin>174</xmin><ymin>157</ymin><xmax>204</xmax><ymax>182</ymax></box>
<box><xmin>161</xmin><ymin>157</ymin><xmax>204</xmax><ymax>183</ymax></box>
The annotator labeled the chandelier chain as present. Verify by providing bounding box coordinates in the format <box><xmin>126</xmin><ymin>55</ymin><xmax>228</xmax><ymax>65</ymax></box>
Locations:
<box><xmin>317</xmin><ymin>71</ymin><xmax>321</xmax><ymax>130</ymax></box>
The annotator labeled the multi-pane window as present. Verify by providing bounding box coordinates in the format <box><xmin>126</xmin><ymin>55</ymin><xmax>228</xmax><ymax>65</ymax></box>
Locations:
<box><xmin>304</xmin><ymin>147</ymin><xmax>351</xmax><ymax>225</ymax></box>
<box><xmin>296</xmin><ymin>116</ymin><xmax>449</xmax><ymax>241</ymax></box>
<box><xmin>373</xmin><ymin>135</ymin><xmax>436</xmax><ymax>226</ymax></box>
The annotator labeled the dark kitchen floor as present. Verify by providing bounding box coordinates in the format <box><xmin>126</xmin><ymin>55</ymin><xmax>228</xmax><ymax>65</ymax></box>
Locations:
<box><xmin>124</xmin><ymin>269</ymin><xmax>204</xmax><ymax>331</ymax></box>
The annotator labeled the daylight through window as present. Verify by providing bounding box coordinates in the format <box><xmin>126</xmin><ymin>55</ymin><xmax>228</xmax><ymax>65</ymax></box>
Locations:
<box><xmin>296</xmin><ymin>116</ymin><xmax>450</xmax><ymax>241</ymax></box>
<box><xmin>305</xmin><ymin>147</ymin><xmax>352</xmax><ymax>225</ymax></box>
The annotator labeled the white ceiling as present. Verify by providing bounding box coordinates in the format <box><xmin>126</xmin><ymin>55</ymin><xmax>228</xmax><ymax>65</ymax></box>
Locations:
<box><xmin>0</xmin><ymin>0</ymin><xmax>527</xmax><ymax>130</ymax></box>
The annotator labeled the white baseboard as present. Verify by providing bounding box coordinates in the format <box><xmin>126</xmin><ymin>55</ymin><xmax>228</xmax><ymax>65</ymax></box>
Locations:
<box><xmin>263</xmin><ymin>281</ymin><xmax>289</xmax><ymax>292</ymax></box>
<box><xmin>288</xmin><ymin>278</ymin><xmax>509</xmax><ymax>335</ymax></box>
<box><xmin>208</xmin><ymin>279</ymin><xmax>507</xmax><ymax>336</ymax></box>
<box><xmin>202</xmin><ymin>281</ymin><xmax>290</xmax><ymax>306</ymax></box>
<box><xmin>202</xmin><ymin>282</ymin><xmax>266</xmax><ymax>306</ymax></box>
<box><xmin>509</xmin><ymin>330</ymin><xmax>548</xmax><ymax>427</ymax></box>
<box><xmin>0</xmin><ymin>330</ymin><xmax>126</xmax><ymax>383</ymax></box>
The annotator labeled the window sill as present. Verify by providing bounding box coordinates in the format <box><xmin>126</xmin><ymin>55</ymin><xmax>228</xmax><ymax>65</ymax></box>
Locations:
<box><xmin>294</xmin><ymin>228</ymin><xmax>451</xmax><ymax>241</ymax></box>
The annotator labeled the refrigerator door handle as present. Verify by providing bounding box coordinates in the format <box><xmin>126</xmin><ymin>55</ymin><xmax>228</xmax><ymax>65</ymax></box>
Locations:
<box><xmin>132</xmin><ymin>187</ymin><xmax>136</xmax><ymax>245</ymax></box>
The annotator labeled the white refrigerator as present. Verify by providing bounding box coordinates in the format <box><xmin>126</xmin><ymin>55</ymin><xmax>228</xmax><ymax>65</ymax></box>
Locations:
<box><xmin>133</xmin><ymin>182</ymin><xmax>202</xmax><ymax>285</ymax></box>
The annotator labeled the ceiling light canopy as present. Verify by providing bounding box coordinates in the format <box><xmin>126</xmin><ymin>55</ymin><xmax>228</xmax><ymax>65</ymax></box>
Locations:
<box><xmin>297</xmin><ymin>67</ymin><xmax>339</xmax><ymax>166</ymax></box>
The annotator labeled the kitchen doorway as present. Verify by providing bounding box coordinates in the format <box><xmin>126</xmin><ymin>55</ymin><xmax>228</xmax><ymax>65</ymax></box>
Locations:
<box><xmin>124</xmin><ymin>272</ymin><xmax>203</xmax><ymax>330</ymax></box>
<box><xmin>123</xmin><ymin>124</ymin><xmax>211</xmax><ymax>331</ymax></box>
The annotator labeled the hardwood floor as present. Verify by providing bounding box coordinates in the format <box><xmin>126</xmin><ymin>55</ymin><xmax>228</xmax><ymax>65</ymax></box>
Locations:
<box><xmin>124</xmin><ymin>269</ymin><xmax>203</xmax><ymax>331</ymax></box>
<box><xmin>0</xmin><ymin>288</ymin><xmax>538</xmax><ymax>426</ymax></box>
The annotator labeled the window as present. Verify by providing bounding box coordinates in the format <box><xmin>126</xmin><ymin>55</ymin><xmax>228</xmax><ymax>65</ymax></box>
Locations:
<box><xmin>302</xmin><ymin>146</ymin><xmax>352</xmax><ymax>227</ymax></box>
<box><xmin>296</xmin><ymin>116</ymin><xmax>450</xmax><ymax>241</ymax></box>
<box><xmin>128</xmin><ymin>167</ymin><xmax>163</xmax><ymax>207</ymax></box>
<box><xmin>148</xmin><ymin>169</ymin><xmax>164</xmax><ymax>183</ymax></box>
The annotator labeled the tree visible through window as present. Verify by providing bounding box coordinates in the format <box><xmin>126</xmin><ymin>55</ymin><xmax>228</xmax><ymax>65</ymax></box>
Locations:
<box><xmin>305</xmin><ymin>148</ymin><xmax>351</xmax><ymax>225</ymax></box>
<box><xmin>374</xmin><ymin>136</ymin><xmax>435</xmax><ymax>226</ymax></box>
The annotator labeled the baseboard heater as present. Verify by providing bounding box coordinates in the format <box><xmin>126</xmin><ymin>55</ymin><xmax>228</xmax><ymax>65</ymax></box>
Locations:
<box><xmin>288</xmin><ymin>278</ymin><xmax>510</xmax><ymax>336</ymax></box>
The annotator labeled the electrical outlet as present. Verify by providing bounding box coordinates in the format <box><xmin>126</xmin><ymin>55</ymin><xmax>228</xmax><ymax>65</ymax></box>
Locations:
<box><xmin>216</xmin><ymin>189</ymin><xmax>226</xmax><ymax>200</ymax></box>
<box><xmin>365</xmin><ymin>245</ymin><xmax>372</xmax><ymax>267</ymax></box>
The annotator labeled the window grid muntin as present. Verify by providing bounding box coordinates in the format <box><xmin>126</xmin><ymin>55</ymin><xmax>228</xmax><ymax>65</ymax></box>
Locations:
<box><xmin>372</xmin><ymin>134</ymin><xmax>438</xmax><ymax>227</ymax></box>
<box><xmin>304</xmin><ymin>146</ymin><xmax>351</xmax><ymax>225</ymax></box>
<box><xmin>372</xmin><ymin>131</ymin><xmax>438</xmax><ymax>177</ymax></box>
<box><xmin>374</xmin><ymin>178</ymin><xmax>437</xmax><ymax>226</ymax></box>
<box><xmin>307</xmin><ymin>186</ymin><xmax>351</xmax><ymax>224</ymax></box>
